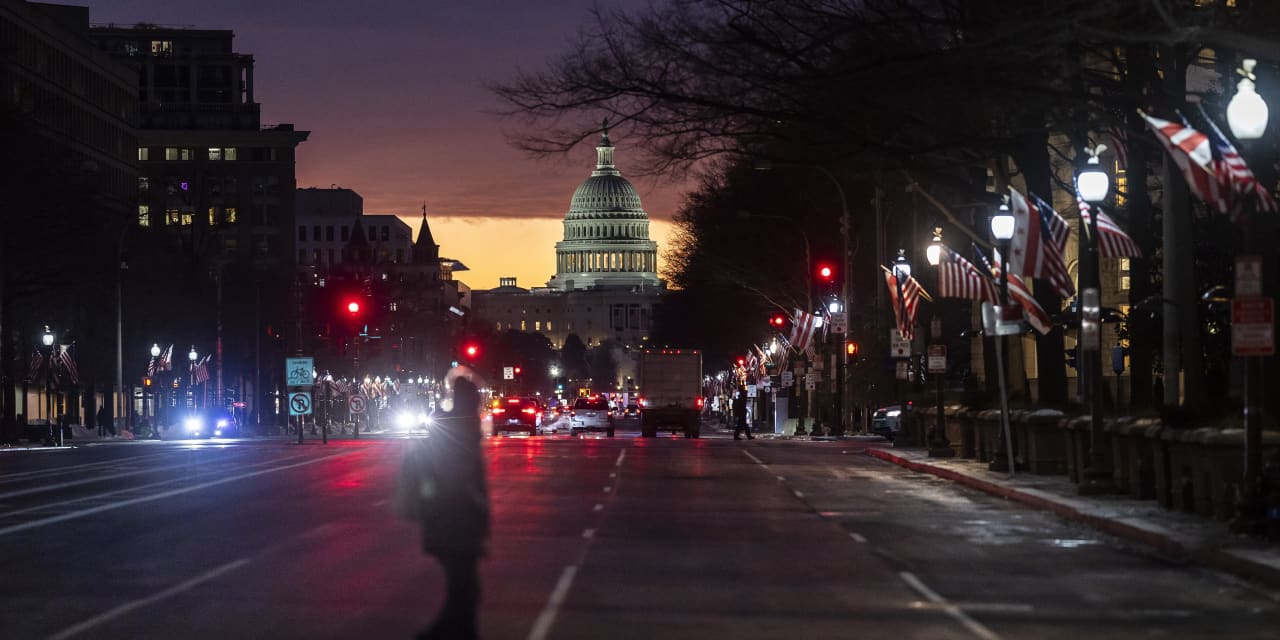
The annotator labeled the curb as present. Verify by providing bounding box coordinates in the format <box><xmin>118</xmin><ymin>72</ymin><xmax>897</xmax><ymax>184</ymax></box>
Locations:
<box><xmin>865</xmin><ymin>447</ymin><xmax>1280</xmax><ymax>589</ymax></box>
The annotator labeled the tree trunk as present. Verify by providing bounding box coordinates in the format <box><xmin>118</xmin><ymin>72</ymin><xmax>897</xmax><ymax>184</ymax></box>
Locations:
<box><xmin>1124</xmin><ymin>43</ymin><xmax>1157</xmax><ymax>411</ymax></box>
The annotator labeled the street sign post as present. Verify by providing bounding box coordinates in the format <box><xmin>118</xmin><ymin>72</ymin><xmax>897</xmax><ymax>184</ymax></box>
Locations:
<box><xmin>781</xmin><ymin>371</ymin><xmax>794</xmax><ymax>387</ymax></box>
<box><xmin>1232</xmin><ymin>297</ymin><xmax>1275</xmax><ymax>357</ymax></box>
<box><xmin>288</xmin><ymin>391</ymin><xmax>312</xmax><ymax>416</ymax></box>
<box><xmin>349</xmin><ymin>394</ymin><xmax>367</xmax><ymax>415</ymax></box>
<box><xmin>890</xmin><ymin>329</ymin><xmax>911</xmax><ymax>358</ymax></box>
<box><xmin>285</xmin><ymin>357</ymin><xmax>313</xmax><ymax>388</ymax></box>
<box><xmin>503</xmin><ymin>366</ymin><xmax>514</xmax><ymax>380</ymax></box>
<box><xmin>927</xmin><ymin>345</ymin><xmax>947</xmax><ymax>374</ymax></box>
<box><xmin>830</xmin><ymin>312</ymin><xmax>847</xmax><ymax>334</ymax></box>
<box><xmin>1236</xmin><ymin>256</ymin><xmax>1263</xmax><ymax>297</ymax></box>
<box><xmin>746</xmin><ymin>384</ymin><xmax>758</xmax><ymax>398</ymax></box>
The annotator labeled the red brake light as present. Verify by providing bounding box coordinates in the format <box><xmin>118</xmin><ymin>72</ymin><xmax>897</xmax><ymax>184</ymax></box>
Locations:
<box><xmin>506</xmin><ymin>398</ymin><xmax>521</xmax><ymax>404</ymax></box>
<box><xmin>522</xmin><ymin>407</ymin><xmax>536</xmax><ymax>415</ymax></box>
<box><xmin>492</xmin><ymin>408</ymin><xmax>506</xmax><ymax>415</ymax></box>
<box><xmin>696</xmin><ymin>397</ymin><xmax>705</xmax><ymax>409</ymax></box>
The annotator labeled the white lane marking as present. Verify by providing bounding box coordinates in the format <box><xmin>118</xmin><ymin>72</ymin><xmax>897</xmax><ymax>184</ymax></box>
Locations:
<box><xmin>372</xmin><ymin>499</ymin><xmax>389</xmax><ymax>508</ymax></box>
<box><xmin>0</xmin><ymin>451</ymin><xmax>355</xmax><ymax>538</ymax></box>
<box><xmin>849</xmin><ymin>533</ymin><xmax>867</xmax><ymax>543</ymax></box>
<box><xmin>776</xmin><ymin>475</ymin><xmax>786</xmax><ymax>482</ymax></box>
<box><xmin>609</xmin><ymin>471</ymin><xmax>617</xmax><ymax>478</ymax></box>
<box><xmin>593</xmin><ymin>503</ymin><xmax>604</xmax><ymax>512</ymax></box>
<box><xmin>614</xmin><ymin>449</ymin><xmax>626</xmax><ymax>468</ymax></box>
<box><xmin>899</xmin><ymin>571</ymin><xmax>1001</xmax><ymax>640</ymax></box>
<box><xmin>48</xmin><ymin>558</ymin><xmax>250</xmax><ymax>640</ymax></box>
<box><xmin>528</xmin><ymin>565</ymin><xmax>578</xmax><ymax>640</ymax></box>
<box><xmin>742</xmin><ymin>451</ymin><xmax>763</xmax><ymax>465</ymax></box>
<box><xmin>581</xmin><ymin>528</ymin><xmax>596</xmax><ymax>539</ymax></box>
<box><xmin>793</xmin><ymin>490</ymin><xmax>804</xmax><ymax>498</ymax></box>
<box><xmin>603</xmin><ymin>486</ymin><xmax>612</xmax><ymax>493</ymax></box>
<box><xmin>0</xmin><ymin>452</ymin><xmax>171</xmax><ymax>483</ymax></box>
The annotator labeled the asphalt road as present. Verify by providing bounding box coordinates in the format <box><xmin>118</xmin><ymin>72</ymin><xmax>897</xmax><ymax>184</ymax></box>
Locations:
<box><xmin>1</xmin><ymin>418</ymin><xmax>1278</xmax><ymax>639</ymax></box>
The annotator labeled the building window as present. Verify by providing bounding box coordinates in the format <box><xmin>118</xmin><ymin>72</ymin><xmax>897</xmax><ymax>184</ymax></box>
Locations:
<box><xmin>326</xmin><ymin>226</ymin><xmax>334</xmax><ymax>242</ymax></box>
<box><xmin>225</xmin><ymin>207</ymin><xmax>237</xmax><ymax>223</ymax></box>
<box><xmin>138</xmin><ymin>147</ymin><xmax>149</xmax><ymax>161</ymax></box>
<box><xmin>139</xmin><ymin>176</ymin><xmax>150</xmax><ymax>193</ymax></box>
<box><xmin>180</xmin><ymin>212</ymin><xmax>194</xmax><ymax>226</ymax></box>
<box><xmin>341</xmin><ymin>226</ymin><xmax>349</xmax><ymax>241</ymax></box>
<box><xmin>298</xmin><ymin>226</ymin><xmax>306</xmax><ymax>241</ymax></box>
<box><xmin>1119</xmin><ymin>257</ymin><xmax>1131</xmax><ymax>291</ymax></box>
<box><xmin>313</xmin><ymin>225</ymin><xmax>321</xmax><ymax>241</ymax></box>
<box><xmin>164</xmin><ymin>147</ymin><xmax>190</xmax><ymax>161</ymax></box>
<box><xmin>535</xmin><ymin>321</ymin><xmax>542</xmax><ymax>331</ymax></box>
<box><xmin>150</xmin><ymin>40</ymin><xmax>173</xmax><ymax>55</ymax></box>
<box><xmin>389</xmin><ymin>302</ymin><xmax>398</xmax><ymax>312</ymax></box>
<box><xmin>521</xmin><ymin>320</ymin><xmax>527</xmax><ymax>331</ymax></box>
<box><xmin>208</xmin><ymin>147</ymin><xmax>237</xmax><ymax>161</ymax></box>
<box><xmin>1114</xmin><ymin>164</ymin><xmax>1127</xmax><ymax>208</ymax></box>
<box><xmin>495</xmin><ymin>322</ymin><xmax>502</xmax><ymax>331</ymax></box>
<box><xmin>166</xmin><ymin>208</ymin><xmax>181</xmax><ymax>225</ymax></box>
<box><xmin>137</xmin><ymin>205</ymin><xmax>150</xmax><ymax>227</ymax></box>
<box><xmin>209</xmin><ymin>208</ymin><xmax>220</xmax><ymax>225</ymax></box>
<box><xmin>547</xmin><ymin>321</ymin><xmax>553</xmax><ymax>331</ymax></box>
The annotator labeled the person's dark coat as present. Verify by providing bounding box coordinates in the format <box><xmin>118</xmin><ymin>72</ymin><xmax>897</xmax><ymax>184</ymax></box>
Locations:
<box><xmin>732</xmin><ymin>391</ymin><xmax>748</xmax><ymax>428</ymax></box>
<box><xmin>405</xmin><ymin>378</ymin><xmax>490</xmax><ymax>559</ymax></box>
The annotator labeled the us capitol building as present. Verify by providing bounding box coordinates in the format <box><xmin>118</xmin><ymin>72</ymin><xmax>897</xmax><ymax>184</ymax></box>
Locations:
<box><xmin>470</xmin><ymin>124</ymin><xmax>667</xmax><ymax>380</ymax></box>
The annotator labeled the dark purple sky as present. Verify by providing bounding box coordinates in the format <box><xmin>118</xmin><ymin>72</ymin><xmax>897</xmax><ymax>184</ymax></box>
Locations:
<box><xmin>82</xmin><ymin>0</ymin><xmax>685</xmax><ymax>289</ymax></box>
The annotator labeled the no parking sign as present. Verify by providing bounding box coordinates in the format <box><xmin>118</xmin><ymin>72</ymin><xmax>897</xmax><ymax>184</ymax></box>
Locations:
<box><xmin>349</xmin><ymin>394</ymin><xmax>367</xmax><ymax>415</ymax></box>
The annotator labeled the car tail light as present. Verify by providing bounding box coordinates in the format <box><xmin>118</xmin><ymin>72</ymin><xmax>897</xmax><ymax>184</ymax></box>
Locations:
<box><xmin>492</xmin><ymin>408</ymin><xmax>506</xmax><ymax>415</ymax></box>
<box><xmin>522</xmin><ymin>407</ymin><xmax>536</xmax><ymax>415</ymax></box>
<box><xmin>696</xmin><ymin>397</ymin><xmax>705</xmax><ymax>409</ymax></box>
<box><xmin>638</xmin><ymin>397</ymin><xmax>646</xmax><ymax>407</ymax></box>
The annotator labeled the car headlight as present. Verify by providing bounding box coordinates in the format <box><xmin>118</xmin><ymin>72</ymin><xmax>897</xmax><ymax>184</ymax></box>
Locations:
<box><xmin>215</xmin><ymin>419</ymin><xmax>229</xmax><ymax>428</ymax></box>
<box><xmin>395</xmin><ymin>412</ymin><xmax>415</xmax><ymax>429</ymax></box>
<box><xmin>184</xmin><ymin>417</ymin><xmax>202</xmax><ymax>432</ymax></box>
<box><xmin>418</xmin><ymin>412</ymin><xmax>430</xmax><ymax>426</ymax></box>
<box><xmin>886</xmin><ymin>409</ymin><xmax>901</xmax><ymax>417</ymax></box>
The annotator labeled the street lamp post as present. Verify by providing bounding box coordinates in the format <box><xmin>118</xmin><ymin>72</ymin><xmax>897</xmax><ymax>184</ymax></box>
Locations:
<box><xmin>891</xmin><ymin>250</ymin><xmax>912</xmax><ymax>412</ymax></box>
<box><xmin>149</xmin><ymin>343</ymin><xmax>161</xmax><ymax>437</ymax></box>
<box><xmin>1077</xmin><ymin>146</ymin><xmax>1114</xmax><ymax>495</ymax></box>
<box><xmin>989</xmin><ymin>204</ymin><xmax>1018</xmax><ymax>474</ymax></box>
<box><xmin>42</xmin><ymin>327</ymin><xmax>57</xmax><ymax>446</ymax></box>
<box><xmin>1226</xmin><ymin>59</ymin><xmax>1271</xmax><ymax>535</ymax></box>
<box><xmin>188</xmin><ymin>346</ymin><xmax>199</xmax><ymax>410</ymax></box>
<box><xmin>925</xmin><ymin>229</ymin><xmax>953</xmax><ymax>457</ymax></box>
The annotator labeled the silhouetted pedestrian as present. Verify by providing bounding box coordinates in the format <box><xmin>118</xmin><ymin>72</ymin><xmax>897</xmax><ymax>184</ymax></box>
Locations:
<box><xmin>396</xmin><ymin>366</ymin><xmax>490</xmax><ymax>640</ymax></box>
<box><xmin>733</xmin><ymin>386</ymin><xmax>753</xmax><ymax>440</ymax></box>
<box><xmin>96</xmin><ymin>402</ymin><xmax>114</xmax><ymax>436</ymax></box>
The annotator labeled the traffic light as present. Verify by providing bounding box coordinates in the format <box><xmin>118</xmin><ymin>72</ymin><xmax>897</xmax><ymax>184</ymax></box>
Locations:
<box><xmin>815</xmin><ymin>262</ymin><xmax>836</xmax><ymax>283</ymax></box>
<box><xmin>345</xmin><ymin>300</ymin><xmax>361</xmax><ymax>315</ymax></box>
<box><xmin>735</xmin><ymin>356</ymin><xmax>746</xmax><ymax>368</ymax></box>
<box><xmin>769</xmin><ymin>313</ymin><xmax>788</xmax><ymax>330</ymax></box>
<box><xmin>845</xmin><ymin>341</ymin><xmax>859</xmax><ymax>357</ymax></box>
<box><xmin>462</xmin><ymin>342</ymin><xmax>480</xmax><ymax>361</ymax></box>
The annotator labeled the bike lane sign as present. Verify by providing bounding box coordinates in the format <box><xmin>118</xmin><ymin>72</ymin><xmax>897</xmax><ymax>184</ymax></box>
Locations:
<box><xmin>288</xmin><ymin>391</ymin><xmax>312</xmax><ymax>416</ymax></box>
<box><xmin>286</xmin><ymin>357</ymin><xmax>313</xmax><ymax>388</ymax></box>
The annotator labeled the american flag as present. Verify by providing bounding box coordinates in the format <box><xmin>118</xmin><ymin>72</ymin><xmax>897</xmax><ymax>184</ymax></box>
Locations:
<box><xmin>788</xmin><ymin>308</ymin><xmax>817</xmax><ymax>357</ymax></box>
<box><xmin>28</xmin><ymin>351</ymin><xmax>43</xmax><ymax>381</ymax></box>
<box><xmin>1077</xmin><ymin>195</ymin><xmax>1142</xmax><ymax>258</ymax></box>
<box><xmin>159</xmin><ymin>344</ymin><xmax>174</xmax><ymax>372</ymax></box>
<box><xmin>191</xmin><ymin>354</ymin><xmax>211</xmax><ymax>384</ymax></box>
<box><xmin>976</xmin><ymin>246</ymin><xmax>1054</xmax><ymax>335</ymax></box>
<box><xmin>936</xmin><ymin>245</ymin><xmax>999</xmax><ymax>303</ymax></box>
<box><xmin>883</xmin><ymin>268</ymin><xmax>926</xmax><ymax>341</ymax></box>
<box><xmin>1008</xmin><ymin>188</ymin><xmax>1075</xmax><ymax>300</ymax></box>
<box><xmin>1197</xmin><ymin>104</ymin><xmax>1278</xmax><ymax>221</ymax></box>
<box><xmin>55</xmin><ymin>345</ymin><xmax>79</xmax><ymax>385</ymax></box>
<box><xmin>1139</xmin><ymin>110</ymin><xmax>1228</xmax><ymax>215</ymax></box>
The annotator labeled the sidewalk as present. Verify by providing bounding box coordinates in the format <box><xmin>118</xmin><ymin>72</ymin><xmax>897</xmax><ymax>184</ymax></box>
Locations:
<box><xmin>867</xmin><ymin>445</ymin><xmax>1280</xmax><ymax>589</ymax></box>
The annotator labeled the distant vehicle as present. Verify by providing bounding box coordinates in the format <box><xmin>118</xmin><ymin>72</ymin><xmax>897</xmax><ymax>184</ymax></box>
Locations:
<box><xmin>181</xmin><ymin>407</ymin><xmax>239</xmax><ymax>439</ymax></box>
<box><xmin>491</xmin><ymin>396</ymin><xmax>542</xmax><ymax>436</ymax></box>
<box><xmin>623</xmin><ymin>403</ymin><xmax>640</xmax><ymax>418</ymax></box>
<box><xmin>872</xmin><ymin>405</ymin><xmax>906</xmax><ymax>439</ymax></box>
<box><xmin>637</xmin><ymin>349</ymin><xmax>703</xmax><ymax>438</ymax></box>
<box><xmin>569</xmin><ymin>396</ymin><xmax>614</xmax><ymax>437</ymax></box>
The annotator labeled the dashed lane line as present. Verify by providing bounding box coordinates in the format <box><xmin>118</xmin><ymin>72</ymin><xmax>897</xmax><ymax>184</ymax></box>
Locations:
<box><xmin>849</xmin><ymin>532</ymin><xmax>867</xmax><ymax>543</ymax></box>
<box><xmin>527</xmin><ymin>565</ymin><xmax>578</xmax><ymax>640</ymax></box>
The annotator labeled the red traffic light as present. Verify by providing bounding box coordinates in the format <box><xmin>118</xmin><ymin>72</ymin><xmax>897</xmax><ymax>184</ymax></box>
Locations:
<box><xmin>463</xmin><ymin>343</ymin><xmax>480</xmax><ymax>360</ymax></box>
<box><xmin>769</xmin><ymin>313</ymin><xmax>787</xmax><ymax>328</ymax></box>
<box><xmin>735</xmin><ymin>356</ymin><xmax>746</xmax><ymax>367</ymax></box>
<box><xmin>816</xmin><ymin>264</ymin><xmax>835</xmax><ymax>281</ymax></box>
<box><xmin>513</xmin><ymin>366</ymin><xmax>522</xmax><ymax>375</ymax></box>
<box><xmin>346</xmin><ymin>300</ymin><xmax>361</xmax><ymax>314</ymax></box>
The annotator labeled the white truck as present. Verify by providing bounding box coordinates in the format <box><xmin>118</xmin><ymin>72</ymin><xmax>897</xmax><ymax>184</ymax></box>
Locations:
<box><xmin>637</xmin><ymin>348</ymin><xmax>704</xmax><ymax>438</ymax></box>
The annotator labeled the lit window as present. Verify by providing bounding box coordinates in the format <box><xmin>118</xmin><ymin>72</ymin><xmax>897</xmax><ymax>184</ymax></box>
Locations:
<box><xmin>137</xmin><ymin>205</ymin><xmax>150</xmax><ymax>227</ymax></box>
<box><xmin>165</xmin><ymin>147</ymin><xmax>180</xmax><ymax>161</ymax></box>
<box><xmin>547</xmin><ymin>321</ymin><xmax>553</xmax><ymax>331</ymax></box>
<box><xmin>209</xmin><ymin>148</ymin><xmax>223</xmax><ymax>161</ymax></box>
<box><xmin>1120</xmin><ymin>276</ymin><xmax>1130</xmax><ymax>291</ymax></box>
<box><xmin>180</xmin><ymin>212</ymin><xmax>194</xmax><ymax>226</ymax></box>
<box><xmin>224</xmin><ymin>148</ymin><xmax>236</xmax><ymax>160</ymax></box>
<box><xmin>496</xmin><ymin>322</ymin><xmax>502</xmax><ymax>331</ymax></box>
<box><xmin>138</xmin><ymin>147</ymin><xmax>149</xmax><ymax>161</ymax></box>
<box><xmin>389</xmin><ymin>302</ymin><xmax>398</xmax><ymax>312</ymax></box>
<box><xmin>209</xmin><ymin>208</ymin><xmax>219</xmax><ymax>225</ymax></box>
<box><xmin>521</xmin><ymin>320</ymin><xmax>527</xmax><ymax>331</ymax></box>
<box><xmin>138</xmin><ymin>176</ymin><xmax>150</xmax><ymax>192</ymax></box>
<box><xmin>535</xmin><ymin>321</ymin><xmax>542</xmax><ymax>331</ymax></box>
<box><xmin>166</xmin><ymin>208</ymin><xmax>181</xmax><ymax>225</ymax></box>
<box><xmin>150</xmin><ymin>40</ymin><xmax>172</xmax><ymax>55</ymax></box>
<box><xmin>224</xmin><ymin>207</ymin><xmax>237</xmax><ymax>223</ymax></box>
<box><xmin>1119</xmin><ymin>258</ymin><xmax>1130</xmax><ymax>271</ymax></box>
<box><xmin>1114</xmin><ymin>165</ymin><xmax>1127</xmax><ymax>208</ymax></box>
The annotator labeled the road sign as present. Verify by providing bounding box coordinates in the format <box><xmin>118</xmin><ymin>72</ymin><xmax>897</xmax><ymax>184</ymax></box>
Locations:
<box><xmin>830</xmin><ymin>312</ymin><xmax>847</xmax><ymax>334</ymax></box>
<box><xmin>288</xmin><ymin>391</ymin><xmax>312</xmax><ymax>416</ymax></box>
<box><xmin>503</xmin><ymin>366</ymin><xmax>514</xmax><ymax>380</ymax></box>
<box><xmin>781</xmin><ymin>371</ymin><xmax>794</xmax><ymax>387</ymax></box>
<box><xmin>1236</xmin><ymin>256</ymin><xmax>1263</xmax><ymax>297</ymax></box>
<box><xmin>1232</xmin><ymin>297</ymin><xmax>1274</xmax><ymax>356</ymax></box>
<box><xmin>285</xmin><ymin>357</ymin><xmax>313</xmax><ymax>388</ymax></box>
<box><xmin>927</xmin><ymin>345</ymin><xmax>947</xmax><ymax>374</ymax></box>
<box><xmin>746</xmin><ymin>384</ymin><xmax>758</xmax><ymax>398</ymax></box>
<box><xmin>805</xmin><ymin>380</ymin><xmax>816</xmax><ymax>390</ymax></box>
<box><xmin>890</xmin><ymin>329</ymin><xmax>911</xmax><ymax>358</ymax></box>
<box><xmin>349</xmin><ymin>394</ymin><xmax>367</xmax><ymax>415</ymax></box>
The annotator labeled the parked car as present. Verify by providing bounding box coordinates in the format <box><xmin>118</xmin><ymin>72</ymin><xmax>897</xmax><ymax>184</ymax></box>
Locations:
<box><xmin>570</xmin><ymin>396</ymin><xmax>615</xmax><ymax>437</ymax></box>
<box><xmin>490</xmin><ymin>396</ymin><xmax>542</xmax><ymax>436</ymax></box>
<box><xmin>871</xmin><ymin>405</ymin><xmax>905</xmax><ymax>439</ymax></box>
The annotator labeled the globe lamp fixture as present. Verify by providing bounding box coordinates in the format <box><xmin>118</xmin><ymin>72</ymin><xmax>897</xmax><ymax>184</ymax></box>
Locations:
<box><xmin>1228</xmin><ymin>59</ymin><xmax>1269</xmax><ymax>141</ymax></box>
<box><xmin>990</xmin><ymin>202</ymin><xmax>1015</xmax><ymax>242</ymax></box>
<box><xmin>1076</xmin><ymin>145</ymin><xmax>1110</xmax><ymax>204</ymax></box>
<box><xmin>926</xmin><ymin>227</ymin><xmax>943</xmax><ymax>267</ymax></box>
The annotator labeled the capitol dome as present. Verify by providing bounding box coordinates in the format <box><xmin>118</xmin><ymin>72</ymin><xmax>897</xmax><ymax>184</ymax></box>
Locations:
<box><xmin>548</xmin><ymin>122</ymin><xmax>661</xmax><ymax>291</ymax></box>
